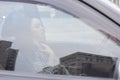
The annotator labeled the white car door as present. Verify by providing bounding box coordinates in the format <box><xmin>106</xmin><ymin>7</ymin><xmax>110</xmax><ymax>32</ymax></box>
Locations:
<box><xmin>0</xmin><ymin>0</ymin><xmax>119</xmax><ymax>80</ymax></box>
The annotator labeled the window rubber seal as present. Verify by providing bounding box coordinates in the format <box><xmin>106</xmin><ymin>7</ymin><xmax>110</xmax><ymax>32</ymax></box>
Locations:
<box><xmin>79</xmin><ymin>0</ymin><xmax>120</xmax><ymax>27</ymax></box>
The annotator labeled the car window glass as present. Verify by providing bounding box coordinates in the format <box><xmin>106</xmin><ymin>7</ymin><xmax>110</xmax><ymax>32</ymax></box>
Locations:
<box><xmin>0</xmin><ymin>2</ymin><xmax>119</xmax><ymax>79</ymax></box>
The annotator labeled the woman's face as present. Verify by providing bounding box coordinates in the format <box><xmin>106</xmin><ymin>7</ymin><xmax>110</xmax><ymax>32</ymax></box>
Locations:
<box><xmin>31</xmin><ymin>18</ymin><xmax>45</xmax><ymax>42</ymax></box>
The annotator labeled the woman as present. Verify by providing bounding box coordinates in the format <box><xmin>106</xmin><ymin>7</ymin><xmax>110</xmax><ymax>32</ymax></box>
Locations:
<box><xmin>2</xmin><ymin>4</ymin><xmax>55</xmax><ymax>73</ymax></box>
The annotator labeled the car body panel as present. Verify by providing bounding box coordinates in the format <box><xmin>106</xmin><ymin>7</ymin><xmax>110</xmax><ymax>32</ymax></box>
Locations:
<box><xmin>0</xmin><ymin>70</ymin><xmax>115</xmax><ymax>80</ymax></box>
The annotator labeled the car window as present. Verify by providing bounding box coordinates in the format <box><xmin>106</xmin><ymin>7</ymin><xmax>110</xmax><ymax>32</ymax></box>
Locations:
<box><xmin>0</xmin><ymin>2</ymin><xmax>119</xmax><ymax>79</ymax></box>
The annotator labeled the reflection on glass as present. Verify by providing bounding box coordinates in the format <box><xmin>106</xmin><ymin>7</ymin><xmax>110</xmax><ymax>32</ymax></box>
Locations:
<box><xmin>0</xmin><ymin>2</ymin><xmax>119</xmax><ymax>79</ymax></box>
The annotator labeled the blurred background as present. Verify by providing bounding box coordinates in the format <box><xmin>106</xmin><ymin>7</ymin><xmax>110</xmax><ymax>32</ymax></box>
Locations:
<box><xmin>109</xmin><ymin>0</ymin><xmax>120</xmax><ymax>7</ymax></box>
